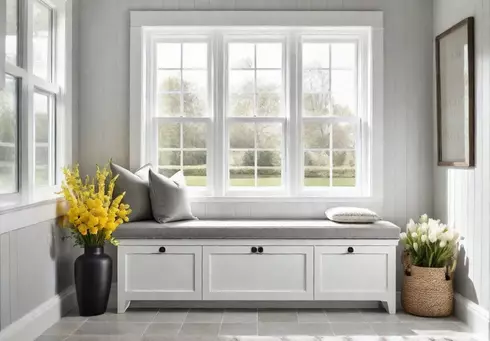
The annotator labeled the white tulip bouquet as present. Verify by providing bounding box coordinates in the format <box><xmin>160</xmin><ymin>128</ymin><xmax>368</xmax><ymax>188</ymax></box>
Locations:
<box><xmin>400</xmin><ymin>214</ymin><xmax>460</xmax><ymax>269</ymax></box>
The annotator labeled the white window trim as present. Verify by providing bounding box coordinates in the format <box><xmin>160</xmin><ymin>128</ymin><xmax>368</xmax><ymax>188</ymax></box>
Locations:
<box><xmin>130</xmin><ymin>11</ymin><xmax>384</xmax><ymax>203</ymax></box>
<box><xmin>0</xmin><ymin>0</ymin><xmax>73</xmax><ymax>209</ymax></box>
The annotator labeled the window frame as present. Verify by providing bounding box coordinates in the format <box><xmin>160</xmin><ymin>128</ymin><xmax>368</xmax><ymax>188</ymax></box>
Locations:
<box><xmin>146</xmin><ymin>33</ymin><xmax>214</xmax><ymax>196</ymax></box>
<box><xmin>298</xmin><ymin>33</ymin><xmax>368</xmax><ymax>197</ymax></box>
<box><xmin>130</xmin><ymin>11</ymin><xmax>384</xmax><ymax>202</ymax></box>
<box><xmin>0</xmin><ymin>0</ymin><xmax>68</xmax><ymax>207</ymax></box>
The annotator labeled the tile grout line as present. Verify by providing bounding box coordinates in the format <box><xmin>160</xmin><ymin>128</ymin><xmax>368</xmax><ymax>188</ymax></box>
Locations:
<box><xmin>256</xmin><ymin>307</ymin><xmax>259</xmax><ymax>336</ymax></box>
<box><xmin>218</xmin><ymin>308</ymin><xmax>225</xmax><ymax>336</ymax></box>
<box><xmin>59</xmin><ymin>316</ymin><xmax>86</xmax><ymax>340</ymax></box>
<box><xmin>140</xmin><ymin>307</ymin><xmax>160</xmax><ymax>337</ymax></box>
<box><xmin>367</xmin><ymin>322</ymin><xmax>378</xmax><ymax>337</ymax></box>
<box><xmin>176</xmin><ymin>308</ymin><xmax>189</xmax><ymax>336</ymax></box>
<box><xmin>66</xmin><ymin>320</ymin><xmax>83</xmax><ymax>338</ymax></box>
<box><xmin>322</xmin><ymin>308</ymin><xmax>330</xmax><ymax>323</ymax></box>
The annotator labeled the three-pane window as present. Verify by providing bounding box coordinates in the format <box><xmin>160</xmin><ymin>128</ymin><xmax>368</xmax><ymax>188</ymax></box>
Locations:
<box><xmin>147</xmin><ymin>31</ymin><xmax>367</xmax><ymax>197</ymax></box>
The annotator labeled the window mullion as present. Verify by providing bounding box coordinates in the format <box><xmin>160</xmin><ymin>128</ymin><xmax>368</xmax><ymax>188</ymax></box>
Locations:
<box><xmin>254</xmin><ymin>123</ymin><xmax>257</xmax><ymax>186</ymax></box>
<box><xmin>302</xmin><ymin>116</ymin><xmax>359</xmax><ymax>124</ymax></box>
<box><xmin>253</xmin><ymin>44</ymin><xmax>257</xmax><ymax>187</ymax></box>
<box><xmin>288</xmin><ymin>33</ymin><xmax>299</xmax><ymax>196</ymax></box>
<box><xmin>227</xmin><ymin>116</ymin><xmax>285</xmax><ymax>124</ymax></box>
<box><xmin>203</xmin><ymin>36</ymin><xmax>213</xmax><ymax>194</ymax></box>
<box><xmin>179</xmin><ymin>43</ymin><xmax>184</xmax><ymax>115</ymax></box>
<box><xmin>328</xmin><ymin>44</ymin><xmax>333</xmax><ymax>188</ymax></box>
<box><xmin>213</xmin><ymin>33</ymin><xmax>225</xmax><ymax>196</ymax></box>
<box><xmin>179</xmin><ymin>121</ymin><xmax>183</xmax><ymax>173</ymax></box>
<box><xmin>148</xmin><ymin>35</ymin><xmax>157</xmax><ymax>169</ymax></box>
<box><xmin>5</xmin><ymin>64</ymin><xmax>28</xmax><ymax>79</ymax></box>
<box><xmin>49</xmin><ymin>94</ymin><xmax>56</xmax><ymax>184</ymax></box>
<box><xmin>329</xmin><ymin>124</ymin><xmax>333</xmax><ymax>187</ymax></box>
<box><xmin>20</xmin><ymin>0</ymin><xmax>35</xmax><ymax>199</ymax></box>
<box><xmin>30</xmin><ymin>76</ymin><xmax>59</xmax><ymax>93</ymax></box>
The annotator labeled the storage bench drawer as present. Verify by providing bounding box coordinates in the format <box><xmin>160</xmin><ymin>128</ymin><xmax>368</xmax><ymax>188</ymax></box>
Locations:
<box><xmin>203</xmin><ymin>245</ymin><xmax>313</xmax><ymax>300</ymax></box>
<box><xmin>314</xmin><ymin>245</ymin><xmax>390</xmax><ymax>300</ymax></box>
<box><xmin>120</xmin><ymin>245</ymin><xmax>202</xmax><ymax>300</ymax></box>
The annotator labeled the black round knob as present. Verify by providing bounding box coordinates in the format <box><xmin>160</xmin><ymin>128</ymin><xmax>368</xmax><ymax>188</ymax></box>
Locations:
<box><xmin>159</xmin><ymin>247</ymin><xmax>166</xmax><ymax>253</ymax></box>
<box><xmin>258</xmin><ymin>247</ymin><xmax>264</xmax><ymax>253</ymax></box>
<box><xmin>251</xmin><ymin>247</ymin><xmax>257</xmax><ymax>253</ymax></box>
<box><xmin>347</xmin><ymin>247</ymin><xmax>354</xmax><ymax>253</ymax></box>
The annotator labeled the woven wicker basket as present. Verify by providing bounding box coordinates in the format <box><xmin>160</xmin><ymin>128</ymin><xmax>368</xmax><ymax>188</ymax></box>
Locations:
<box><xmin>402</xmin><ymin>252</ymin><xmax>454</xmax><ymax>317</ymax></box>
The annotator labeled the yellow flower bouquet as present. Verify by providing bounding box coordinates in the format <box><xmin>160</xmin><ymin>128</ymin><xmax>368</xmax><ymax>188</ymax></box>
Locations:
<box><xmin>60</xmin><ymin>163</ymin><xmax>131</xmax><ymax>247</ymax></box>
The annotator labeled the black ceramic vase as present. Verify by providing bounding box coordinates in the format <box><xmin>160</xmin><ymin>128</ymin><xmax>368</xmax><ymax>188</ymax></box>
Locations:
<box><xmin>74</xmin><ymin>246</ymin><xmax>112</xmax><ymax>316</ymax></box>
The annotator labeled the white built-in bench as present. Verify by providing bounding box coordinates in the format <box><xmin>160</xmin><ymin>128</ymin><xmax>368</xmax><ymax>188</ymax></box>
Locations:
<box><xmin>114</xmin><ymin>220</ymin><xmax>400</xmax><ymax>314</ymax></box>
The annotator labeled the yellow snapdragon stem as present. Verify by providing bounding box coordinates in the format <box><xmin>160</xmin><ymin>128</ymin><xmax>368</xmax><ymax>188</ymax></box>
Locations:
<box><xmin>59</xmin><ymin>162</ymin><xmax>131</xmax><ymax>247</ymax></box>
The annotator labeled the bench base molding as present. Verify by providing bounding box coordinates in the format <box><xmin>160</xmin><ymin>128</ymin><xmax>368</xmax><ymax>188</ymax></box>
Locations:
<box><xmin>117</xmin><ymin>239</ymin><xmax>398</xmax><ymax>314</ymax></box>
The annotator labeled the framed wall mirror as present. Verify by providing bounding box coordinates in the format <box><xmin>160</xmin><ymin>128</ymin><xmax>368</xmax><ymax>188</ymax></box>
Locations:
<box><xmin>436</xmin><ymin>17</ymin><xmax>475</xmax><ymax>167</ymax></box>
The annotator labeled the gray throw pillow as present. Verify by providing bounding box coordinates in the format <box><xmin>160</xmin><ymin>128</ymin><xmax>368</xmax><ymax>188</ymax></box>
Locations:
<box><xmin>148</xmin><ymin>169</ymin><xmax>197</xmax><ymax>223</ymax></box>
<box><xmin>110</xmin><ymin>163</ymin><xmax>153</xmax><ymax>222</ymax></box>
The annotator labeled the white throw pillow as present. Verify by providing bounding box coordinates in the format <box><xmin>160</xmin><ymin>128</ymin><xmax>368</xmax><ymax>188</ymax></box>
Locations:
<box><xmin>325</xmin><ymin>207</ymin><xmax>380</xmax><ymax>223</ymax></box>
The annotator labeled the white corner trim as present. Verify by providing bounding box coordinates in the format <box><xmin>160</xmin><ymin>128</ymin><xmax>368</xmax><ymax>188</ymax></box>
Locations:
<box><xmin>0</xmin><ymin>286</ymin><xmax>76</xmax><ymax>341</ymax></box>
<box><xmin>454</xmin><ymin>293</ymin><xmax>490</xmax><ymax>338</ymax></box>
<box><xmin>130</xmin><ymin>11</ymin><xmax>384</xmax><ymax>29</ymax></box>
<box><xmin>129</xmin><ymin>25</ymin><xmax>145</xmax><ymax>171</ymax></box>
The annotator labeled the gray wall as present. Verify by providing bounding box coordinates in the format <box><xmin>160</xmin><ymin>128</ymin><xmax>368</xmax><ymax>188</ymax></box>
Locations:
<box><xmin>433</xmin><ymin>0</ymin><xmax>490</xmax><ymax>311</ymax></box>
<box><xmin>77</xmin><ymin>0</ymin><xmax>434</xmax><ymax>287</ymax></box>
<box><xmin>0</xmin><ymin>221</ymin><xmax>80</xmax><ymax>330</ymax></box>
<box><xmin>77</xmin><ymin>0</ymin><xmax>434</xmax><ymax>226</ymax></box>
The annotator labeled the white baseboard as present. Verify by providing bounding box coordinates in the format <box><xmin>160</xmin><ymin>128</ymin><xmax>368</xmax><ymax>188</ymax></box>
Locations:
<box><xmin>0</xmin><ymin>286</ymin><xmax>77</xmax><ymax>341</ymax></box>
<box><xmin>454</xmin><ymin>293</ymin><xmax>490</xmax><ymax>339</ymax></box>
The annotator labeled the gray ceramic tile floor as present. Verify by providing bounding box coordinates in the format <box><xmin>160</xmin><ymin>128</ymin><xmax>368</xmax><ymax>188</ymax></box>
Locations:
<box><xmin>36</xmin><ymin>308</ymin><xmax>480</xmax><ymax>341</ymax></box>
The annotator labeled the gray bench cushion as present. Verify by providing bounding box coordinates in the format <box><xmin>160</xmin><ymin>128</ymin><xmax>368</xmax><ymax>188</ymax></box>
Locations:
<box><xmin>113</xmin><ymin>220</ymin><xmax>400</xmax><ymax>239</ymax></box>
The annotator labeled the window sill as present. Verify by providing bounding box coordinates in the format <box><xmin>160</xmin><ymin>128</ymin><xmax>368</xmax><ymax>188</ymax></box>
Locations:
<box><xmin>0</xmin><ymin>192</ymin><xmax>66</xmax><ymax>235</ymax></box>
<box><xmin>0</xmin><ymin>184</ymin><xmax>63</xmax><ymax>213</ymax></box>
<box><xmin>189</xmin><ymin>195</ymin><xmax>380</xmax><ymax>204</ymax></box>
<box><xmin>0</xmin><ymin>195</ymin><xmax>61</xmax><ymax>215</ymax></box>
